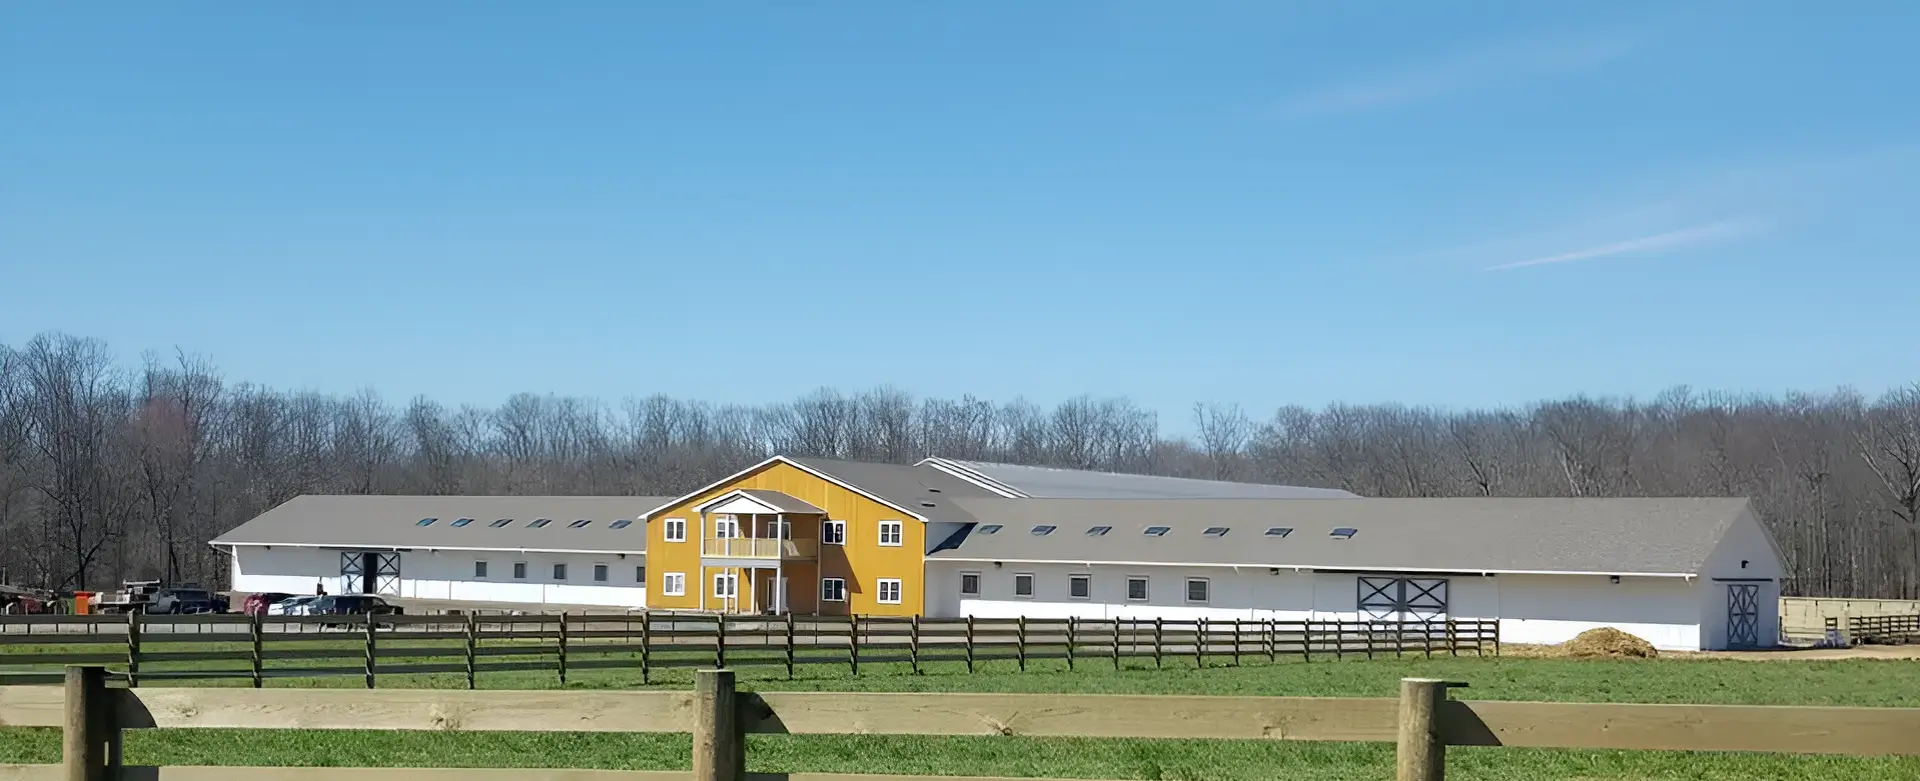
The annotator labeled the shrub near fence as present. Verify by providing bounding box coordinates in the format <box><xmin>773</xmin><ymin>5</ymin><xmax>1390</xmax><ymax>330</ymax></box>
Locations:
<box><xmin>0</xmin><ymin>613</ymin><xmax>1498</xmax><ymax>687</ymax></box>
<box><xmin>4</xmin><ymin>667</ymin><xmax>1918</xmax><ymax>781</ymax></box>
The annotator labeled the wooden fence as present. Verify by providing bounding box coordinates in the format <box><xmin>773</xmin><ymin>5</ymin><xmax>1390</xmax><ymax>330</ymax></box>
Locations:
<box><xmin>1847</xmin><ymin>613</ymin><xmax>1920</xmax><ymax>644</ymax></box>
<box><xmin>2</xmin><ymin>667</ymin><xmax>1917</xmax><ymax>781</ymax></box>
<box><xmin>0</xmin><ymin>614</ymin><xmax>1498</xmax><ymax>687</ymax></box>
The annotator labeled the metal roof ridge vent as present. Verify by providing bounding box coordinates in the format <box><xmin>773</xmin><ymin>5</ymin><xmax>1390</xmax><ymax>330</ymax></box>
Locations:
<box><xmin>920</xmin><ymin>457</ymin><xmax>1028</xmax><ymax>498</ymax></box>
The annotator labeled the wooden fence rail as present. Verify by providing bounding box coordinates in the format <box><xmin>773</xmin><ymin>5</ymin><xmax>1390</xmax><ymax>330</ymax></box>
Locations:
<box><xmin>2</xmin><ymin>667</ymin><xmax>1918</xmax><ymax>781</ymax></box>
<box><xmin>1847</xmin><ymin>613</ymin><xmax>1920</xmax><ymax>644</ymax></box>
<box><xmin>0</xmin><ymin>615</ymin><xmax>1497</xmax><ymax>687</ymax></box>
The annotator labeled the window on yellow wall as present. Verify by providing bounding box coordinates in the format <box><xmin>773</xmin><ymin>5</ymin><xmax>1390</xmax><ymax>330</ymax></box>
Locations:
<box><xmin>664</xmin><ymin>518</ymin><xmax>687</xmax><ymax>542</ymax></box>
<box><xmin>877</xmin><ymin>579</ymin><xmax>902</xmax><ymax>604</ymax></box>
<box><xmin>822</xmin><ymin>520</ymin><xmax>846</xmax><ymax>545</ymax></box>
<box><xmin>662</xmin><ymin>572</ymin><xmax>685</xmax><ymax>596</ymax></box>
<box><xmin>878</xmin><ymin>520</ymin><xmax>903</xmax><ymax>546</ymax></box>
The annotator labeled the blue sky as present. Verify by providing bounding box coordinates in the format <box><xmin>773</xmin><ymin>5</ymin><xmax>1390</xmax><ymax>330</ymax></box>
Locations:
<box><xmin>3</xmin><ymin>2</ymin><xmax>1917</xmax><ymax>423</ymax></box>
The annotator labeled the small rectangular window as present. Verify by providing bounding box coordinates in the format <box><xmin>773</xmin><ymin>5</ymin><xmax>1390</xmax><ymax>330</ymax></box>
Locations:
<box><xmin>1127</xmin><ymin>576</ymin><xmax>1149</xmax><ymax>601</ymax></box>
<box><xmin>1330</xmin><ymin>527</ymin><xmax>1358</xmax><ymax>539</ymax></box>
<box><xmin>822</xmin><ymin>520</ymin><xmax>846</xmax><ymax>545</ymax></box>
<box><xmin>474</xmin><ymin>561</ymin><xmax>488</xmax><ymax>578</ymax></box>
<box><xmin>610</xmin><ymin>519</ymin><xmax>633</xmax><ymax>529</ymax></box>
<box><xmin>821</xmin><ymin>578</ymin><xmax>848</xmax><ymax>602</ymax></box>
<box><xmin>513</xmin><ymin>562</ymin><xmax>528</xmax><ymax>579</ymax></box>
<box><xmin>636</xmin><ymin>565</ymin><xmax>646</xmax><ymax>583</ymax></box>
<box><xmin>978</xmin><ymin>524</ymin><xmax>1002</xmax><ymax>534</ymax></box>
<box><xmin>451</xmin><ymin>518</ymin><xmax>474</xmax><ymax>527</ymax></box>
<box><xmin>714</xmin><ymin>573</ymin><xmax>737</xmax><ymax>598</ymax></box>
<box><xmin>664</xmin><ymin>518</ymin><xmax>687</xmax><ymax>542</ymax></box>
<box><xmin>662</xmin><ymin>572</ymin><xmax>686</xmax><ymax>596</ymax></box>
<box><xmin>1069</xmin><ymin>574</ymin><xmax>1091</xmax><ymax>599</ymax></box>
<box><xmin>960</xmin><ymin>571</ymin><xmax>981</xmax><ymax>597</ymax></box>
<box><xmin>569</xmin><ymin>519</ymin><xmax>592</xmax><ymax>529</ymax></box>
<box><xmin>1203</xmin><ymin>526</ymin><xmax>1229</xmax><ymax>537</ymax></box>
<box><xmin>1186</xmin><ymin>578</ymin><xmax>1210</xmax><ymax>604</ymax></box>
<box><xmin>1264</xmin><ymin>527</ymin><xmax>1293</xmax><ymax>537</ymax></box>
<box><xmin>529</xmin><ymin>518</ymin><xmax>552</xmax><ymax>529</ymax></box>
<box><xmin>490</xmin><ymin>518</ymin><xmax>514</xmax><ymax>528</ymax></box>
<box><xmin>416</xmin><ymin>518</ymin><xmax>437</xmax><ymax>526</ymax></box>
<box><xmin>877</xmin><ymin>578</ymin><xmax>903</xmax><ymax>604</ymax></box>
<box><xmin>1013</xmin><ymin>573</ymin><xmax>1034</xmax><ymax>598</ymax></box>
<box><xmin>593</xmin><ymin>564</ymin><xmax>609</xmax><ymax>583</ymax></box>
<box><xmin>1144</xmin><ymin>526</ymin><xmax>1171</xmax><ymax>537</ymax></box>
<box><xmin>878</xmin><ymin>520</ymin><xmax>904</xmax><ymax>546</ymax></box>
<box><xmin>553</xmin><ymin>563</ymin><xmax>568</xmax><ymax>580</ymax></box>
<box><xmin>1086</xmin><ymin>526</ymin><xmax>1111</xmax><ymax>536</ymax></box>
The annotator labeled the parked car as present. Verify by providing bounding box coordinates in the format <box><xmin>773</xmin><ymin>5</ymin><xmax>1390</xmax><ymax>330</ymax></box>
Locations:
<box><xmin>243</xmin><ymin>592</ymin><xmax>295</xmax><ymax>616</ymax></box>
<box><xmin>269</xmin><ymin>596</ymin><xmax>321</xmax><ymax>616</ymax></box>
<box><xmin>309</xmin><ymin>595</ymin><xmax>402</xmax><ymax>628</ymax></box>
<box><xmin>146</xmin><ymin>588</ymin><xmax>222</xmax><ymax>614</ymax></box>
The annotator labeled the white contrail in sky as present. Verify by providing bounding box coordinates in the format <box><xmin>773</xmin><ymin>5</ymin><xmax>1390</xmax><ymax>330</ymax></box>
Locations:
<box><xmin>1484</xmin><ymin>219</ymin><xmax>1763</xmax><ymax>271</ymax></box>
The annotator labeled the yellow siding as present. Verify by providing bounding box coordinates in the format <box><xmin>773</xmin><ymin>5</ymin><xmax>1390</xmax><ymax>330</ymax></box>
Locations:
<box><xmin>644</xmin><ymin>460</ymin><xmax>925</xmax><ymax>616</ymax></box>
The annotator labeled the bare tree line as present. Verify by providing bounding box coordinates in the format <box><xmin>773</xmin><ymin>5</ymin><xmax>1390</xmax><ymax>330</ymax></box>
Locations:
<box><xmin>4</xmin><ymin>332</ymin><xmax>1920</xmax><ymax>599</ymax></box>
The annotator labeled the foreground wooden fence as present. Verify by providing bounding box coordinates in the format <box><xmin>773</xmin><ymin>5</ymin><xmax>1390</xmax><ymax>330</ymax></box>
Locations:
<box><xmin>0</xmin><ymin>614</ymin><xmax>1498</xmax><ymax>687</ymax></box>
<box><xmin>2</xmin><ymin>667</ymin><xmax>1917</xmax><ymax>781</ymax></box>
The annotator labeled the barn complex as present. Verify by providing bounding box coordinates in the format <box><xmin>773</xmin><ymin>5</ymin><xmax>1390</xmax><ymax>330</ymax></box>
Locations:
<box><xmin>211</xmin><ymin>455</ymin><xmax>1785</xmax><ymax>650</ymax></box>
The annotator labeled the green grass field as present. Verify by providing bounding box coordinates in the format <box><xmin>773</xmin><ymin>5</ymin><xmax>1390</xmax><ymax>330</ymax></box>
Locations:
<box><xmin>3</xmin><ymin>643</ymin><xmax>1920</xmax><ymax>780</ymax></box>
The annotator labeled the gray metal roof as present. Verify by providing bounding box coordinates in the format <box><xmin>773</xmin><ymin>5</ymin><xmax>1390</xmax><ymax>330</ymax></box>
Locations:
<box><xmin>923</xmin><ymin>458</ymin><xmax>1360</xmax><ymax>499</ymax></box>
<box><xmin>210</xmin><ymin>495</ymin><xmax>674</xmax><ymax>552</ymax></box>
<box><xmin>929</xmin><ymin>497</ymin><xmax>1755</xmax><ymax>575</ymax></box>
<box><xmin>785</xmin><ymin>457</ymin><xmax>1000</xmax><ymax>524</ymax></box>
<box><xmin>711</xmin><ymin>489</ymin><xmax>826</xmax><ymax>515</ymax></box>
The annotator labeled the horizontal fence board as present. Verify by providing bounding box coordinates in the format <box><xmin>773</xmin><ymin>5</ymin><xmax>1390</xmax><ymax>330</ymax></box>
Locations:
<box><xmin>114</xmin><ymin>688</ymin><xmax>695</xmax><ymax>732</ymax></box>
<box><xmin>745</xmin><ymin>692</ymin><xmax>1398</xmax><ymax>741</ymax></box>
<box><xmin>0</xmin><ymin>766</ymin><xmax>705</xmax><ymax>780</ymax></box>
<box><xmin>1451</xmin><ymin>700</ymin><xmax>1920</xmax><ymax>756</ymax></box>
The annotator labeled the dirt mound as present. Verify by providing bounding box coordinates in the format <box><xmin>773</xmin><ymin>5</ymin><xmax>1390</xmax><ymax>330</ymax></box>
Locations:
<box><xmin>1561</xmin><ymin>627</ymin><xmax>1658</xmax><ymax>659</ymax></box>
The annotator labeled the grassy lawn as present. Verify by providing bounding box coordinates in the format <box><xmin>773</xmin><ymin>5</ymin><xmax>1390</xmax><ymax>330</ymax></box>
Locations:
<box><xmin>4</xmin><ymin>643</ymin><xmax>1920</xmax><ymax>779</ymax></box>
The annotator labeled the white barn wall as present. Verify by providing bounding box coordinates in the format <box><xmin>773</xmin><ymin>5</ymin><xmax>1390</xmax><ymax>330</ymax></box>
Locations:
<box><xmin>1698</xmin><ymin>510</ymin><xmax>1787</xmax><ymax>648</ymax></box>
<box><xmin>230</xmin><ymin>546</ymin><xmax>647</xmax><ymax>609</ymax></box>
<box><xmin>925</xmin><ymin>562</ymin><xmax>1718</xmax><ymax>651</ymax></box>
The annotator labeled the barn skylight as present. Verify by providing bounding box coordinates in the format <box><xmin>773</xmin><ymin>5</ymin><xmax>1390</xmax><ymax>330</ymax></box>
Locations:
<box><xmin>1031</xmin><ymin>525</ymin><xmax>1057</xmax><ymax>536</ymax></box>
<box><xmin>978</xmin><ymin>524</ymin><xmax>1003</xmax><ymax>534</ymax></box>
<box><xmin>450</xmin><ymin>518</ymin><xmax>474</xmax><ymax>528</ymax></box>
<box><xmin>1330</xmin><ymin>527</ymin><xmax>1357</xmax><ymax>539</ymax></box>
<box><xmin>1144</xmin><ymin>526</ymin><xmax>1171</xmax><ymax>537</ymax></box>
<box><xmin>1087</xmin><ymin>526</ymin><xmax>1112</xmax><ymax>536</ymax></box>
<box><xmin>415</xmin><ymin>518</ymin><xmax>437</xmax><ymax>527</ymax></box>
<box><xmin>489</xmin><ymin>519</ymin><xmax>513</xmax><ymax>528</ymax></box>
<box><xmin>529</xmin><ymin>518</ymin><xmax>553</xmax><ymax>529</ymax></box>
<box><xmin>1264</xmin><ymin>527</ymin><xmax>1293</xmax><ymax>537</ymax></box>
<box><xmin>568</xmin><ymin>519</ymin><xmax>591</xmax><ymax>529</ymax></box>
<box><xmin>1203</xmin><ymin>526</ymin><xmax>1229</xmax><ymax>537</ymax></box>
<box><xmin>609</xmin><ymin>520</ymin><xmax>633</xmax><ymax>529</ymax></box>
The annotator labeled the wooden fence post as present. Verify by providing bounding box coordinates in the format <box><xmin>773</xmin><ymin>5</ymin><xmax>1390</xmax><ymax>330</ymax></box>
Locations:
<box><xmin>1112</xmin><ymin>618</ymin><xmax>1121</xmax><ymax>670</ymax></box>
<box><xmin>558</xmin><ymin>612</ymin><xmax>570</xmax><ymax>686</ymax></box>
<box><xmin>1152</xmin><ymin>618</ymin><xmax>1163</xmax><ymax>668</ymax></box>
<box><xmin>1423</xmin><ymin>620</ymin><xmax>1434</xmax><ymax>659</ymax></box>
<box><xmin>692</xmin><ymin>669</ymin><xmax>744</xmax><ymax>781</ymax></box>
<box><xmin>1395</xmin><ymin>678</ymin><xmax>1450</xmax><ymax>781</ymax></box>
<box><xmin>250</xmin><ymin>613</ymin><xmax>265</xmax><ymax>689</ymax></box>
<box><xmin>714</xmin><ymin>615</ymin><xmax>727</xmax><ymax>669</ymax></box>
<box><xmin>1016</xmin><ymin>616</ymin><xmax>1027</xmax><ymax>672</ymax></box>
<box><xmin>848</xmin><ymin>614</ymin><xmax>859</xmax><ymax>676</ymax></box>
<box><xmin>640</xmin><ymin>613</ymin><xmax>652</xmax><ymax>684</ymax></box>
<box><xmin>1066</xmin><ymin>616</ymin><xmax>1076</xmax><ymax>670</ymax></box>
<box><xmin>909</xmin><ymin>615</ymin><xmax>922</xmax><ymax>675</ymax></box>
<box><xmin>960</xmin><ymin>614</ymin><xmax>975</xmax><ymax>675</ymax></box>
<box><xmin>464</xmin><ymin>612</ymin><xmax>478</xmax><ymax>690</ymax></box>
<box><xmin>64</xmin><ymin>665</ymin><xmax>111</xmax><ymax>781</ymax></box>
<box><xmin>785</xmin><ymin>612</ymin><xmax>796</xmax><ymax>680</ymax></box>
<box><xmin>1195</xmin><ymin>618</ymin><xmax>1205</xmax><ymax>669</ymax></box>
<box><xmin>363</xmin><ymin>613</ymin><xmax>377</xmax><ymax>689</ymax></box>
<box><xmin>124</xmin><ymin>613</ymin><xmax>140</xmax><ymax>689</ymax></box>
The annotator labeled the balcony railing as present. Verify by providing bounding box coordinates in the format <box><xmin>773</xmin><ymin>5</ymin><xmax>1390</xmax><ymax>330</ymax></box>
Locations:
<box><xmin>701</xmin><ymin>537</ymin><xmax>818</xmax><ymax>560</ymax></box>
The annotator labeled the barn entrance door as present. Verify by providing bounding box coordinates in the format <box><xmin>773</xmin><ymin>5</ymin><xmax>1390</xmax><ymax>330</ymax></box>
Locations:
<box><xmin>1358</xmin><ymin>577</ymin><xmax>1449</xmax><ymax>622</ymax></box>
<box><xmin>1726</xmin><ymin>583</ymin><xmax>1760</xmax><ymax>649</ymax></box>
<box><xmin>374</xmin><ymin>553</ymin><xmax>402</xmax><ymax>596</ymax></box>
<box><xmin>339</xmin><ymin>552</ymin><xmax>366</xmax><ymax>595</ymax></box>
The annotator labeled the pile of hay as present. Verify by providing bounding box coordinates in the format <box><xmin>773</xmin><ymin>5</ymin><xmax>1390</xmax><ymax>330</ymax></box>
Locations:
<box><xmin>1560</xmin><ymin>627</ymin><xmax>1658</xmax><ymax>659</ymax></box>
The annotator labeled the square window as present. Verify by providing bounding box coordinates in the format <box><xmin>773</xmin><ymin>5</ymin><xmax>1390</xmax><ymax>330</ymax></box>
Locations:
<box><xmin>662</xmin><ymin>572</ymin><xmax>686</xmax><ymax>596</ymax></box>
<box><xmin>553</xmin><ymin>563</ymin><xmax>568</xmax><ymax>581</ymax></box>
<box><xmin>1185</xmin><ymin>578</ymin><xmax>1210</xmax><ymax>604</ymax></box>
<box><xmin>1264</xmin><ymin>527</ymin><xmax>1293</xmax><ymax>537</ymax></box>
<box><xmin>1203</xmin><ymin>526</ymin><xmax>1229</xmax><ymax>537</ymax></box>
<box><xmin>1144</xmin><ymin>526</ymin><xmax>1171</xmax><ymax>537</ymax></box>
<box><xmin>822</xmin><ymin>520</ymin><xmax>846</xmax><ymax>545</ymax></box>
<box><xmin>714</xmin><ymin>573</ymin><xmax>737</xmax><ymax>598</ymax></box>
<box><xmin>821</xmin><ymin>578</ymin><xmax>848</xmax><ymax>602</ymax></box>
<box><xmin>960</xmin><ymin>571</ymin><xmax>981</xmax><ymax>597</ymax></box>
<box><xmin>1013</xmin><ymin>573</ymin><xmax>1034</xmax><ymax>598</ymax></box>
<box><xmin>878</xmin><ymin>520</ymin><xmax>904</xmax><ymax>546</ymax></box>
<box><xmin>714</xmin><ymin>515</ymin><xmax>739</xmax><ymax>538</ymax></box>
<box><xmin>513</xmin><ymin>562</ymin><xmax>528</xmax><ymax>580</ymax></box>
<box><xmin>636</xmin><ymin>565</ymin><xmax>646</xmax><ymax>583</ymax></box>
<box><xmin>1330</xmin><ymin>527</ymin><xmax>1358</xmax><ymax>539</ymax></box>
<box><xmin>1069</xmin><ymin>574</ymin><xmax>1091</xmax><ymax>599</ymax></box>
<box><xmin>878</xmin><ymin>578</ymin><xmax>903</xmax><ymax>604</ymax></box>
<box><xmin>593</xmin><ymin>564</ymin><xmax>609</xmax><ymax>583</ymax></box>
<box><xmin>1127</xmin><ymin>576</ymin><xmax>1149</xmax><ymax>601</ymax></box>
<box><xmin>474</xmin><ymin>561</ymin><xmax>489</xmax><ymax>579</ymax></box>
<box><xmin>1030</xmin><ymin>525</ymin><xmax>1056</xmax><ymax>536</ymax></box>
<box><xmin>664</xmin><ymin>518</ymin><xmax>687</xmax><ymax>542</ymax></box>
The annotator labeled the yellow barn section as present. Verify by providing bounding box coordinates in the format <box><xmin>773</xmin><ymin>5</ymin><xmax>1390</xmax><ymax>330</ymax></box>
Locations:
<box><xmin>644</xmin><ymin>459</ymin><xmax>927</xmax><ymax>617</ymax></box>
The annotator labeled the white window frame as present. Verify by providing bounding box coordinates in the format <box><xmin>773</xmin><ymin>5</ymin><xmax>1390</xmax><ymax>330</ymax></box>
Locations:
<box><xmin>713</xmin><ymin>514</ymin><xmax>740</xmax><ymax>539</ymax></box>
<box><xmin>1185</xmin><ymin>577</ymin><xmax>1210</xmax><ymax>605</ymax></box>
<box><xmin>592</xmin><ymin>563</ymin><xmax>609</xmax><ymax>583</ymax></box>
<box><xmin>1126</xmin><ymin>575</ymin><xmax>1150</xmax><ymax>602</ymax></box>
<box><xmin>1068</xmin><ymin>573</ymin><xmax>1092</xmax><ymax>600</ymax></box>
<box><xmin>822</xmin><ymin>519</ymin><xmax>847</xmax><ymax>545</ymax></box>
<box><xmin>877</xmin><ymin>578</ymin><xmax>903</xmax><ymax>605</ymax></box>
<box><xmin>714</xmin><ymin>572</ymin><xmax>738</xmax><ymax>598</ymax></box>
<box><xmin>662</xmin><ymin>572</ymin><xmax>686</xmax><ymax>596</ymax></box>
<box><xmin>878</xmin><ymin>520</ymin><xmax>903</xmax><ymax>547</ymax></box>
<box><xmin>664</xmin><ymin>517</ymin><xmax>687</xmax><ymax>542</ymax></box>
<box><xmin>1013</xmin><ymin>572</ymin><xmax>1035</xmax><ymax>598</ymax></box>
<box><xmin>513</xmin><ymin>561</ymin><xmax>528</xmax><ymax>580</ymax></box>
<box><xmin>959</xmin><ymin>571</ymin><xmax>982</xmax><ymax>597</ymax></box>
<box><xmin>474</xmin><ymin>560</ymin><xmax>488</xmax><ymax>579</ymax></box>
<box><xmin>821</xmin><ymin>577</ymin><xmax>848</xmax><ymax>602</ymax></box>
<box><xmin>553</xmin><ymin>563</ymin><xmax>568</xmax><ymax>581</ymax></box>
